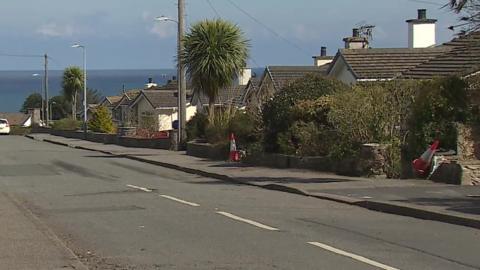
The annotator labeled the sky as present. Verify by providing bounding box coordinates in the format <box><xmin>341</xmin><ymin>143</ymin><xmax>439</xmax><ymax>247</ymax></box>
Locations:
<box><xmin>0</xmin><ymin>0</ymin><xmax>461</xmax><ymax>70</ymax></box>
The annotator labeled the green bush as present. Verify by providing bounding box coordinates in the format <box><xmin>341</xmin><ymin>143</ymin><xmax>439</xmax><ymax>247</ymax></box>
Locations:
<box><xmin>186</xmin><ymin>112</ymin><xmax>208</xmax><ymax>141</ymax></box>
<box><xmin>262</xmin><ymin>74</ymin><xmax>347</xmax><ymax>153</ymax></box>
<box><xmin>406</xmin><ymin>76</ymin><xmax>469</xmax><ymax>160</ymax></box>
<box><xmin>52</xmin><ymin>118</ymin><xmax>82</xmax><ymax>131</ymax></box>
<box><xmin>88</xmin><ymin>106</ymin><xmax>115</xmax><ymax>133</ymax></box>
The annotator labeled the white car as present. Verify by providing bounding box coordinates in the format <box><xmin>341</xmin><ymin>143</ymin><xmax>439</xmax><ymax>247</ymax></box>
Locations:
<box><xmin>0</xmin><ymin>119</ymin><xmax>10</xmax><ymax>135</ymax></box>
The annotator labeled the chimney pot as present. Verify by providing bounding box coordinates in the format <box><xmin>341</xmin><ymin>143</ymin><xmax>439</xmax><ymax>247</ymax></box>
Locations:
<box><xmin>321</xmin><ymin>46</ymin><xmax>327</xmax><ymax>57</ymax></box>
<box><xmin>418</xmin><ymin>9</ymin><xmax>427</xmax><ymax>20</ymax></box>
<box><xmin>353</xmin><ymin>28</ymin><xmax>360</xmax><ymax>38</ymax></box>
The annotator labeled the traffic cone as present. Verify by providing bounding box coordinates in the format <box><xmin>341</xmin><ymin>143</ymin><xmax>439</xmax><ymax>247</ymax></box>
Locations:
<box><xmin>412</xmin><ymin>140</ymin><xmax>440</xmax><ymax>176</ymax></box>
<box><xmin>229</xmin><ymin>133</ymin><xmax>240</xmax><ymax>162</ymax></box>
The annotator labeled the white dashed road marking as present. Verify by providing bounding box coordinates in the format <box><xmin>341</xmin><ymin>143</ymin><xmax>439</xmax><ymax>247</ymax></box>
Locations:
<box><xmin>216</xmin><ymin>211</ymin><xmax>279</xmax><ymax>231</ymax></box>
<box><xmin>307</xmin><ymin>242</ymin><xmax>400</xmax><ymax>270</ymax></box>
<box><xmin>159</xmin><ymin>195</ymin><xmax>200</xmax><ymax>207</ymax></box>
<box><xmin>126</xmin><ymin>184</ymin><xmax>152</xmax><ymax>193</ymax></box>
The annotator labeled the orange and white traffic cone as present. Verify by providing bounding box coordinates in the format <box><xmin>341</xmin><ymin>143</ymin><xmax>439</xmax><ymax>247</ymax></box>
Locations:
<box><xmin>412</xmin><ymin>140</ymin><xmax>440</xmax><ymax>176</ymax></box>
<box><xmin>229</xmin><ymin>133</ymin><xmax>240</xmax><ymax>162</ymax></box>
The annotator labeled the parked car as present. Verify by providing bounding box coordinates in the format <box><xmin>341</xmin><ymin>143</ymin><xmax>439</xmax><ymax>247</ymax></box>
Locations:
<box><xmin>0</xmin><ymin>119</ymin><xmax>10</xmax><ymax>135</ymax></box>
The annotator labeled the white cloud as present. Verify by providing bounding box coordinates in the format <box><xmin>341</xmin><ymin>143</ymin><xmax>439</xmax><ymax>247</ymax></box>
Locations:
<box><xmin>36</xmin><ymin>23</ymin><xmax>74</xmax><ymax>37</ymax></box>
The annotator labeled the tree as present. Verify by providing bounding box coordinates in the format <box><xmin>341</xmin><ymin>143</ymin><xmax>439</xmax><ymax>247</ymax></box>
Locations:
<box><xmin>49</xmin><ymin>95</ymin><xmax>70</xmax><ymax>120</ymax></box>
<box><xmin>20</xmin><ymin>93</ymin><xmax>42</xmax><ymax>113</ymax></box>
<box><xmin>448</xmin><ymin>0</ymin><xmax>480</xmax><ymax>33</ymax></box>
<box><xmin>62</xmin><ymin>66</ymin><xmax>84</xmax><ymax>120</ymax></box>
<box><xmin>182</xmin><ymin>19</ymin><xmax>249</xmax><ymax>121</ymax></box>
<box><xmin>88</xmin><ymin>106</ymin><xmax>115</xmax><ymax>133</ymax></box>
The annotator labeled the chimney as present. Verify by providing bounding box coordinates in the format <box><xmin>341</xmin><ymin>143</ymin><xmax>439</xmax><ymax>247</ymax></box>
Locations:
<box><xmin>236</xmin><ymin>68</ymin><xmax>252</xmax><ymax>86</ymax></box>
<box><xmin>320</xmin><ymin>46</ymin><xmax>327</xmax><ymax>57</ymax></box>
<box><xmin>313</xmin><ymin>46</ymin><xmax>333</xmax><ymax>66</ymax></box>
<box><xmin>343</xmin><ymin>28</ymin><xmax>369</xmax><ymax>49</ymax></box>
<box><xmin>406</xmin><ymin>9</ymin><xmax>437</xmax><ymax>48</ymax></box>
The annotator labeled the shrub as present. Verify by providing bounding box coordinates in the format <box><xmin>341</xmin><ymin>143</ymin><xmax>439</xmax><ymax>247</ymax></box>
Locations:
<box><xmin>406</xmin><ymin>76</ymin><xmax>469</xmax><ymax>160</ymax></box>
<box><xmin>186</xmin><ymin>112</ymin><xmax>208</xmax><ymax>141</ymax></box>
<box><xmin>262</xmin><ymin>74</ymin><xmax>347</xmax><ymax>153</ymax></box>
<box><xmin>52</xmin><ymin>118</ymin><xmax>82</xmax><ymax>131</ymax></box>
<box><xmin>88</xmin><ymin>106</ymin><xmax>115</xmax><ymax>133</ymax></box>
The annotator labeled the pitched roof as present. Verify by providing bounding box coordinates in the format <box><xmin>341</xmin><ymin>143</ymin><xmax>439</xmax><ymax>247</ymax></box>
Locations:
<box><xmin>266</xmin><ymin>65</ymin><xmax>330</xmax><ymax>91</ymax></box>
<box><xmin>140</xmin><ymin>90</ymin><xmax>179</xmax><ymax>108</ymax></box>
<box><xmin>192</xmin><ymin>83</ymin><xmax>250</xmax><ymax>107</ymax></box>
<box><xmin>232</xmin><ymin>77</ymin><xmax>260</xmax><ymax>107</ymax></box>
<box><xmin>114</xmin><ymin>90</ymin><xmax>142</xmax><ymax>109</ymax></box>
<box><xmin>401</xmin><ymin>31</ymin><xmax>480</xmax><ymax>79</ymax></box>
<box><xmin>0</xmin><ymin>113</ymin><xmax>30</xmax><ymax>126</ymax></box>
<box><xmin>104</xmin><ymin>96</ymin><xmax>122</xmax><ymax>107</ymax></box>
<box><xmin>333</xmin><ymin>47</ymin><xmax>450</xmax><ymax>80</ymax></box>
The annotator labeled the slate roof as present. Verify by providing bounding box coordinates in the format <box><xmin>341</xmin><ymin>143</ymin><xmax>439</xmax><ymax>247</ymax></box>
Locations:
<box><xmin>266</xmin><ymin>65</ymin><xmax>330</xmax><ymax>92</ymax></box>
<box><xmin>141</xmin><ymin>90</ymin><xmax>179</xmax><ymax>108</ymax></box>
<box><xmin>333</xmin><ymin>47</ymin><xmax>450</xmax><ymax>80</ymax></box>
<box><xmin>0</xmin><ymin>113</ymin><xmax>30</xmax><ymax>126</ymax></box>
<box><xmin>115</xmin><ymin>90</ymin><xmax>142</xmax><ymax>108</ymax></box>
<box><xmin>193</xmin><ymin>84</ymin><xmax>248</xmax><ymax>107</ymax></box>
<box><xmin>104</xmin><ymin>96</ymin><xmax>122</xmax><ymax>107</ymax></box>
<box><xmin>232</xmin><ymin>77</ymin><xmax>260</xmax><ymax>107</ymax></box>
<box><xmin>401</xmin><ymin>31</ymin><xmax>480</xmax><ymax>79</ymax></box>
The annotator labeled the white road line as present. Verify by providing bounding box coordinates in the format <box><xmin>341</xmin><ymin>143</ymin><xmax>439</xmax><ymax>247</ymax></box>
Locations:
<box><xmin>126</xmin><ymin>184</ymin><xmax>152</xmax><ymax>193</ymax></box>
<box><xmin>307</xmin><ymin>242</ymin><xmax>400</xmax><ymax>270</ymax></box>
<box><xmin>159</xmin><ymin>195</ymin><xmax>200</xmax><ymax>207</ymax></box>
<box><xmin>216</xmin><ymin>211</ymin><xmax>279</xmax><ymax>231</ymax></box>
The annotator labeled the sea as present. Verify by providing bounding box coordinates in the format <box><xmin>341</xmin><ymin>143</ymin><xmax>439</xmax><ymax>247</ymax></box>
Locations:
<box><xmin>0</xmin><ymin>69</ymin><xmax>177</xmax><ymax>113</ymax></box>
<box><xmin>0</xmin><ymin>68</ymin><xmax>265</xmax><ymax>113</ymax></box>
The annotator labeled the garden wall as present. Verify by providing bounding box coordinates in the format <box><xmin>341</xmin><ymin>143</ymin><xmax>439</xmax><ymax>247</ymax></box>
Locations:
<box><xmin>47</xmin><ymin>129</ymin><xmax>172</xmax><ymax>150</ymax></box>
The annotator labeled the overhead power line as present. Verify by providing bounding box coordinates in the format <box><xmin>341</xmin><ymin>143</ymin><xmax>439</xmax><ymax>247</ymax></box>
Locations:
<box><xmin>205</xmin><ymin>0</ymin><xmax>221</xmax><ymax>17</ymax></box>
<box><xmin>225</xmin><ymin>0</ymin><xmax>311</xmax><ymax>57</ymax></box>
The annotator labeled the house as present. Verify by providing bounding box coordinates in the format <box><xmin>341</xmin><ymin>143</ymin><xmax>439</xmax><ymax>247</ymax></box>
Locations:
<box><xmin>112</xmin><ymin>89</ymin><xmax>141</xmax><ymax>126</ymax></box>
<box><xmin>246</xmin><ymin>65</ymin><xmax>330</xmax><ymax>111</ymax></box>
<box><xmin>0</xmin><ymin>112</ymin><xmax>32</xmax><ymax>127</ymax></box>
<box><xmin>327</xmin><ymin>9</ymin><xmax>480</xmax><ymax>84</ymax></box>
<box><xmin>99</xmin><ymin>95</ymin><xmax>122</xmax><ymax>116</ymax></box>
<box><xmin>190</xmin><ymin>68</ymin><xmax>253</xmax><ymax>111</ymax></box>
<box><xmin>130</xmin><ymin>90</ymin><xmax>197</xmax><ymax>131</ymax></box>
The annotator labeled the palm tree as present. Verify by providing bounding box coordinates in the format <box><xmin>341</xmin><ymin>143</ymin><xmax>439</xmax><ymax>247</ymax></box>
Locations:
<box><xmin>181</xmin><ymin>19</ymin><xmax>249</xmax><ymax>121</ymax></box>
<box><xmin>62</xmin><ymin>66</ymin><xmax>84</xmax><ymax>120</ymax></box>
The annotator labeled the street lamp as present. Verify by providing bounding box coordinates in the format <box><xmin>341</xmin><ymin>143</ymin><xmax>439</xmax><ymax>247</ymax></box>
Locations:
<box><xmin>155</xmin><ymin>10</ymin><xmax>186</xmax><ymax>150</ymax></box>
<box><xmin>71</xmin><ymin>43</ymin><xmax>87</xmax><ymax>135</ymax></box>
<box><xmin>32</xmin><ymin>73</ymin><xmax>44</xmax><ymax>124</ymax></box>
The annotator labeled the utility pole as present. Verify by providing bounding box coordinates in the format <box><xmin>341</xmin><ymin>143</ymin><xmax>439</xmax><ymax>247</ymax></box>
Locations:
<box><xmin>178</xmin><ymin>0</ymin><xmax>187</xmax><ymax>148</ymax></box>
<box><xmin>44</xmin><ymin>54</ymin><xmax>49</xmax><ymax>125</ymax></box>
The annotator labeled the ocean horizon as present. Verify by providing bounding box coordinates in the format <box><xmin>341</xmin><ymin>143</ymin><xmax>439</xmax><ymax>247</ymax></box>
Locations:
<box><xmin>0</xmin><ymin>68</ymin><xmax>264</xmax><ymax>113</ymax></box>
<box><xmin>0</xmin><ymin>69</ymin><xmax>177</xmax><ymax>113</ymax></box>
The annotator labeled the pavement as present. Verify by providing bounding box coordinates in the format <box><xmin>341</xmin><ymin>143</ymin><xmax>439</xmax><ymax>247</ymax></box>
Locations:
<box><xmin>27</xmin><ymin>133</ymin><xmax>480</xmax><ymax>230</ymax></box>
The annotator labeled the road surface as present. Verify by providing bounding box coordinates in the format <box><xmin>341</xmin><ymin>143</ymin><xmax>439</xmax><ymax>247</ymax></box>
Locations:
<box><xmin>1</xmin><ymin>136</ymin><xmax>479</xmax><ymax>270</ymax></box>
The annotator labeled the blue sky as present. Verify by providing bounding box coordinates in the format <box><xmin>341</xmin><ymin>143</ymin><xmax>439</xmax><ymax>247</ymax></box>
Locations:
<box><xmin>0</xmin><ymin>0</ymin><xmax>459</xmax><ymax>70</ymax></box>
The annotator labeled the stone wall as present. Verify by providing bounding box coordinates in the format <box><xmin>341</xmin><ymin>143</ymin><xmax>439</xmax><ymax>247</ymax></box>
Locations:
<box><xmin>457</xmin><ymin>124</ymin><xmax>480</xmax><ymax>160</ymax></box>
<box><xmin>47</xmin><ymin>129</ymin><xmax>172</xmax><ymax>150</ymax></box>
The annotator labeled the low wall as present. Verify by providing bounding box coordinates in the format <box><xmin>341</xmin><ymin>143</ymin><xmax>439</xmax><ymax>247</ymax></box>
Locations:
<box><xmin>186</xmin><ymin>141</ymin><xmax>229</xmax><ymax>160</ymax></box>
<box><xmin>45</xmin><ymin>129</ymin><xmax>171</xmax><ymax>150</ymax></box>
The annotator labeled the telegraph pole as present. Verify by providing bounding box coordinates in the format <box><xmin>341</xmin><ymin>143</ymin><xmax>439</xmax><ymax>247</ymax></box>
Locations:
<box><xmin>44</xmin><ymin>54</ymin><xmax>49</xmax><ymax>125</ymax></box>
<box><xmin>178</xmin><ymin>0</ymin><xmax>187</xmax><ymax>147</ymax></box>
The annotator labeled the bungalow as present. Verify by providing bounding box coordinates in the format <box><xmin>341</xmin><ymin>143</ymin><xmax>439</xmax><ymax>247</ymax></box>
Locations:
<box><xmin>112</xmin><ymin>89</ymin><xmax>141</xmax><ymax>126</ymax></box>
<box><xmin>327</xmin><ymin>9</ymin><xmax>480</xmax><ymax>84</ymax></box>
<box><xmin>0</xmin><ymin>112</ymin><xmax>32</xmax><ymax>127</ymax></box>
<box><xmin>245</xmin><ymin>65</ymin><xmax>330</xmax><ymax>111</ymax></box>
<box><xmin>130</xmin><ymin>90</ymin><xmax>197</xmax><ymax>131</ymax></box>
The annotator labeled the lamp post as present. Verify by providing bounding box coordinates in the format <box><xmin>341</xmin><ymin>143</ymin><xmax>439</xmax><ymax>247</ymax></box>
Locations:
<box><xmin>155</xmin><ymin>1</ymin><xmax>186</xmax><ymax>149</ymax></box>
<box><xmin>32</xmin><ymin>73</ymin><xmax>44</xmax><ymax>124</ymax></box>
<box><xmin>71</xmin><ymin>44</ymin><xmax>87</xmax><ymax>135</ymax></box>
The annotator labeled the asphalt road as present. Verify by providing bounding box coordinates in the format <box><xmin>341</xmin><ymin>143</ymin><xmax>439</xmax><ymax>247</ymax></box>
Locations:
<box><xmin>1</xmin><ymin>136</ymin><xmax>480</xmax><ymax>270</ymax></box>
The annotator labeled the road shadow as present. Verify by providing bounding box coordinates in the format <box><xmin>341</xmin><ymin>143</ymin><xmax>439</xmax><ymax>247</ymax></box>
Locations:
<box><xmin>394</xmin><ymin>197</ymin><xmax>480</xmax><ymax>216</ymax></box>
<box><xmin>233</xmin><ymin>176</ymin><xmax>352</xmax><ymax>184</ymax></box>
